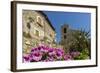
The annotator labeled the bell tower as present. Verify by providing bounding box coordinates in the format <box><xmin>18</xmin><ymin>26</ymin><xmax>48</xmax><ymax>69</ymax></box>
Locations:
<box><xmin>61</xmin><ymin>24</ymin><xmax>69</xmax><ymax>53</ymax></box>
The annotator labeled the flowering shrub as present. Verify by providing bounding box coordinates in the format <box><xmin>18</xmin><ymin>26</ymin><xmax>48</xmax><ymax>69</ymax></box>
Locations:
<box><xmin>23</xmin><ymin>45</ymin><xmax>80</xmax><ymax>62</ymax></box>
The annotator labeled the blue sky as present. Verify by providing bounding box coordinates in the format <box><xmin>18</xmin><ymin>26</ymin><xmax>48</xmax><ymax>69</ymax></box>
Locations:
<box><xmin>43</xmin><ymin>11</ymin><xmax>91</xmax><ymax>43</ymax></box>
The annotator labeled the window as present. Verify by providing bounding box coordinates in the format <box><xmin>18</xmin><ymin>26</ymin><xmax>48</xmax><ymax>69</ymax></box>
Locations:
<box><xmin>35</xmin><ymin>30</ymin><xmax>39</xmax><ymax>37</ymax></box>
<box><xmin>27</xmin><ymin>22</ymin><xmax>31</xmax><ymax>29</ymax></box>
<box><xmin>37</xmin><ymin>16</ymin><xmax>43</xmax><ymax>27</ymax></box>
<box><xmin>64</xmin><ymin>28</ymin><xmax>66</xmax><ymax>33</ymax></box>
<box><xmin>27</xmin><ymin>17</ymin><xmax>34</xmax><ymax>29</ymax></box>
<box><xmin>28</xmin><ymin>17</ymin><xmax>34</xmax><ymax>22</ymax></box>
<box><xmin>64</xmin><ymin>35</ymin><xmax>66</xmax><ymax>39</ymax></box>
<box><xmin>50</xmin><ymin>34</ymin><xmax>52</xmax><ymax>37</ymax></box>
<box><xmin>38</xmin><ymin>17</ymin><xmax>41</xmax><ymax>24</ymax></box>
<box><xmin>37</xmin><ymin>16</ymin><xmax>42</xmax><ymax>24</ymax></box>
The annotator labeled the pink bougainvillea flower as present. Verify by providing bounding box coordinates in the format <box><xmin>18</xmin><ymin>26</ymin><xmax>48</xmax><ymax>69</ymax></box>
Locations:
<box><xmin>56</xmin><ymin>52</ymin><xmax>63</xmax><ymax>60</ymax></box>
<box><xmin>42</xmin><ymin>59</ymin><xmax>49</xmax><ymax>62</ymax></box>
<box><xmin>70</xmin><ymin>51</ymin><xmax>80</xmax><ymax>58</ymax></box>
<box><xmin>64</xmin><ymin>54</ymin><xmax>72</xmax><ymax>60</ymax></box>
<box><xmin>55</xmin><ymin>49</ymin><xmax>64</xmax><ymax>60</ymax></box>
<box><xmin>48</xmin><ymin>56</ymin><xmax>55</xmax><ymax>61</ymax></box>
<box><xmin>30</xmin><ymin>51</ymin><xmax>42</xmax><ymax>61</ymax></box>
<box><xmin>23</xmin><ymin>55</ymin><xmax>30</xmax><ymax>62</ymax></box>
<box><xmin>31</xmin><ymin>48</ymin><xmax>39</xmax><ymax>52</ymax></box>
<box><xmin>23</xmin><ymin>44</ymin><xmax>81</xmax><ymax>62</ymax></box>
<box><xmin>56</xmin><ymin>49</ymin><xmax>64</xmax><ymax>55</ymax></box>
<box><xmin>48</xmin><ymin>48</ymin><xmax>56</xmax><ymax>56</ymax></box>
<box><xmin>38</xmin><ymin>46</ymin><xmax>49</xmax><ymax>53</ymax></box>
<box><xmin>42</xmin><ymin>56</ymin><xmax>55</xmax><ymax>62</ymax></box>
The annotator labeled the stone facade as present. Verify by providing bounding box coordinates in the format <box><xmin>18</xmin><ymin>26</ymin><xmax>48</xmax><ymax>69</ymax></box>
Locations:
<box><xmin>22</xmin><ymin>10</ymin><xmax>56</xmax><ymax>54</ymax></box>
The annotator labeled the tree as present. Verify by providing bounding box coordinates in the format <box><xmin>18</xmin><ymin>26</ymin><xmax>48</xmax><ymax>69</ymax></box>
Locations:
<box><xmin>70</xmin><ymin>29</ymin><xmax>91</xmax><ymax>59</ymax></box>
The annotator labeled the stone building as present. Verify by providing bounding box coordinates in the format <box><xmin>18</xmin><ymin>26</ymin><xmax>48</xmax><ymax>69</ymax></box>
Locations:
<box><xmin>22</xmin><ymin>10</ymin><xmax>56</xmax><ymax>54</ymax></box>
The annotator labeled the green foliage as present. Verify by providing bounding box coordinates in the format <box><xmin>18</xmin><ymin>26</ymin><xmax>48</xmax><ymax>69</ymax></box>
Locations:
<box><xmin>70</xmin><ymin>29</ymin><xmax>91</xmax><ymax>59</ymax></box>
<box><xmin>74</xmin><ymin>49</ymin><xmax>89</xmax><ymax>60</ymax></box>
